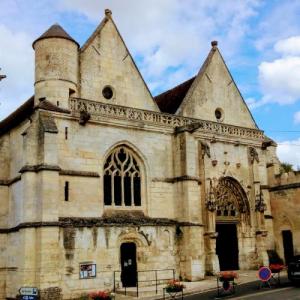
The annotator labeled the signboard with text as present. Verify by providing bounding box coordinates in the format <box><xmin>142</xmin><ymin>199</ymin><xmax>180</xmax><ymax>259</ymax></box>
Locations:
<box><xmin>19</xmin><ymin>287</ymin><xmax>38</xmax><ymax>296</ymax></box>
<box><xmin>79</xmin><ymin>263</ymin><xmax>96</xmax><ymax>279</ymax></box>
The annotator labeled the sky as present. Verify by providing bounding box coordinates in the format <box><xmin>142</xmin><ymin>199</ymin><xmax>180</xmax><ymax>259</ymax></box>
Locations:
<box><xmin>0</xmin><ymin>0</ymin><xmax>300</xmax><ymax>168</ymax></box>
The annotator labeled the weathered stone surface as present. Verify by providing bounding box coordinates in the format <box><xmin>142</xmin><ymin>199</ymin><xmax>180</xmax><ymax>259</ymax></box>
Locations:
<box><xmin>0</xmin><ymin>8</ymin><xmax>295</xmax><ymax>300</ymax></box>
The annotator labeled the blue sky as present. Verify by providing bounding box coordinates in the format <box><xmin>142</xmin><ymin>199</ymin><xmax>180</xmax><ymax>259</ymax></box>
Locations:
<box><xmin>0</xmin><ymin>0</ymin><xmax>300</xmax><ymax>167</ymax></box>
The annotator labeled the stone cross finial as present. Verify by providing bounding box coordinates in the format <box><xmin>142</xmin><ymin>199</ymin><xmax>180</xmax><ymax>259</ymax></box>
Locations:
<box><xmin>211</xmin><ymin>40</ymin><xmax>218</xmax><ymax>49</ymax></box>
<box><xmin>105</xmin><ymin>9</ymin><xmax>112</xmax><ymax>17</ymax></box>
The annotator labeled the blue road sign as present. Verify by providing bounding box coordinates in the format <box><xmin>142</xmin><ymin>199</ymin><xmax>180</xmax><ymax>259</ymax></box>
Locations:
<box><xmin>21</xmin><ymin>296</ymin><xmax>38</xmax><ymax>300</ymax></box>
<box><xmin>258</xmin><ymin>266</ymin><xmax>272</xmax><ymax>282</ymax></box>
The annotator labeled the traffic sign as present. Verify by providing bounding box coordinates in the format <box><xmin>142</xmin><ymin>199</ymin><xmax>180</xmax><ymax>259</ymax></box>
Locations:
<box><xmin>19</xmin><ymin>287</ymin><xmax>38</xmax><ymax>296</ymax></box>
<box><xmin>21</xmin><ymin>296</ymin><xmax>38</xmax><ymax>300</ymax></box>
<box><xmin>258</xmin><ymin>266</ymin><xmax>272</xmax><ymax>282</ymax></box>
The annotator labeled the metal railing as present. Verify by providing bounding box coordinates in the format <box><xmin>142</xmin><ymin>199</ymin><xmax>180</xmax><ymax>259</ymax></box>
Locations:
<box><xmin>113</xmin><ymin>268</ymin><xmax>175</xmax><ymax>298</ymax></box>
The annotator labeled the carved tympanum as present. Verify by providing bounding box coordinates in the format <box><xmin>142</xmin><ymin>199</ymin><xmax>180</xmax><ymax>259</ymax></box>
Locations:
<box><xmin>214</xmin><ymin>177</ymin><xmax>249</xmax><ymax>219</ymax></box>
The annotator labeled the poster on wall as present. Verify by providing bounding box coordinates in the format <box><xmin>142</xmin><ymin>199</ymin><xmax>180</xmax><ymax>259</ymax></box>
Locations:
<box><xmin>79</xmin><ymin>263</ymin><xmax>96</xmax><ymax>279</ymax></box>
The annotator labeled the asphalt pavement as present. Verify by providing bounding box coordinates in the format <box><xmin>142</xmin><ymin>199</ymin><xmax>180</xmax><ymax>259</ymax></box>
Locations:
<box><xmin>184</xmin><ymin>276</ymin><xmax>300</xmax><ymax>300</ymax></box>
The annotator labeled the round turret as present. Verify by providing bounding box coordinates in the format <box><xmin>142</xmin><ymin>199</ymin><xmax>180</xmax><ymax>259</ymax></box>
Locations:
<box><xmin>33</xmin><ymin>24</ymin><xmax>79</xmax><ymax>109</ymax></box>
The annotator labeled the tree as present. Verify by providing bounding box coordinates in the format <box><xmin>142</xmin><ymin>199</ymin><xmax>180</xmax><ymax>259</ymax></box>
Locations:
<box><xmin>280</xmin><ymin>162</ymin><xmax>294</xmax><ymax>174</ymax></box>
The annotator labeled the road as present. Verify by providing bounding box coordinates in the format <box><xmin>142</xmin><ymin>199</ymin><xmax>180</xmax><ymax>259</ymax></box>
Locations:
<box><xmin>184</xmin><ymin>277</ymin><xmax>300</xmax><ymax>300</ymax></box>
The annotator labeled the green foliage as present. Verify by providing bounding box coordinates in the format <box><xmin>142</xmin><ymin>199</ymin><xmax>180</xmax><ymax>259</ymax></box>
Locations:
<box><xmin>280</xmin><ymin>162</ymin><xmax>294</xmax><ymax>174</ymax></box>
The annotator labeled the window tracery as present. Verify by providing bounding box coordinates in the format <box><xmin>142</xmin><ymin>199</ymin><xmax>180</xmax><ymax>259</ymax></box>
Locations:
<box><xmin>104</xmin><ymin>146</ymin><xmax>141</xmax><ymax>207</ymax></box>
<box><xmin>214</xmin><ymin>177</ymin><xmax>249</xmax><ymax>219</ymax></box>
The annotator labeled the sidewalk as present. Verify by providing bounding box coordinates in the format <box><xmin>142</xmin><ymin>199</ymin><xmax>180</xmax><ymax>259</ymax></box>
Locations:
<box><xmin>115</xmin><ymin>270</ymin><xmax>269</xmax><ymax>299</ymax></box>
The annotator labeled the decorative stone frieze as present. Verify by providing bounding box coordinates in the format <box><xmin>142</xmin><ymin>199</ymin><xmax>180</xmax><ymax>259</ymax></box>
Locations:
<box><xmin>70</xmin><ymin>98</ymin><xmax>265</xmax><ymax>140</ymax></box>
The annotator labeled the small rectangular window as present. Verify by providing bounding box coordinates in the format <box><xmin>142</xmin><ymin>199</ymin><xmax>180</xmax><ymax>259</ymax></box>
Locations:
<box><xmin>64</xmin><ymin>181</ymin><xmax>69</xmax><ymax>201</ymax></box>
<box><xmin>65</xmin><ymin>127</ymin><xmax>68</xmax><ymax>140</ymax></box>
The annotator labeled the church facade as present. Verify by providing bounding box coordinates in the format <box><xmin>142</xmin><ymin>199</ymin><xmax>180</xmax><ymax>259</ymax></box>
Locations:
<box><xmin>0</xmin><ymin>9</ymin><xmax>291</xmax><ymax>299</ymax></box>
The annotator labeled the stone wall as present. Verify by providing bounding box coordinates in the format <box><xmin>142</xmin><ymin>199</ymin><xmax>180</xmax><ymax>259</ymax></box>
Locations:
<box><xmin>59</xmin><ymin>225</ymin><xmax>177</xmax><ymax>298</ymax></box>
<box><xmin>269</xmin><ymin>171</ymin><xmax>300</xmax><ymax>261</ymax></box>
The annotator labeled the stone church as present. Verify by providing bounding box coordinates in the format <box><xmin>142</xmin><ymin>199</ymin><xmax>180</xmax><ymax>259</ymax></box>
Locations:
<box><xmin>0</xmin><ymin>8</ymin><xmax>298</xmax><ymax>300</ymax></box>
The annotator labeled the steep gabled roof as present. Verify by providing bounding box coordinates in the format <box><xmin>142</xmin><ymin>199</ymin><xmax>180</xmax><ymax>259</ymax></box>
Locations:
<box><xmin>154</xmin><ymin>77</ymin><xmax>196</xmax><ymax>114</ymax></box>
<box><xmin>37</xmin><ymin>99</ymin><xmax>70</xmax><ymax>113</ymax></box>
<box><xmin>80</xmin><ymin>16</ymin><xmax>109</xmax><ymax>52</ymax></box>
<box><xmin>154</xmin><ymin>46</ymin><xmax>215</xmax><ymax>114</ymax></box>
<box><xmin>0</xmin><ymin>96</ymin><xmax>34</xmax><ymax>135</ymax></box>
<box><xmin>154</xmin><ymin>41</ymin><xmax>259</xmax><ymax>128</ymax></box>
<box><xmin>0</xmin><ymin>97</ymin><xmax>70</xmax><ymax>137</ymax></box>
<box><xmin>32</xmin><ymin>24</ymin><xmax>79</xmax><ymax>48</ymax></box>
<box><xmin>80</xmin><ymin>9</ymin><xmax>160</xmax><ymax>111</ymax></box>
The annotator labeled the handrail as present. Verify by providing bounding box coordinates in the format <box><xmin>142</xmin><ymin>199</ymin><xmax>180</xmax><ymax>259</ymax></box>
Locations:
<box><xmin>113</xmin><ymin>268</ymin><xmax>175</xmax><ymax>297</ymax></box>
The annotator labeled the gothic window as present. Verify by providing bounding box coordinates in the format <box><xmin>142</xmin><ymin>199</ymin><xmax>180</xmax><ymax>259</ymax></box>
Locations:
<box><xmin>104</xmin><ymin>146</ymin><xmax>142</xmax><ymax>207</ymax></box>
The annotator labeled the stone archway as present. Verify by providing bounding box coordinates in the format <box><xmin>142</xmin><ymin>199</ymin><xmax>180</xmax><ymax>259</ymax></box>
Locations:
<box><xmin>214</xmin><ymin>177</ymin><xmax>250</xmax><ymax>270</ymax></box>
<box><xmin>206</xmin><ymin>177</ymin><xmax>250</xmax><ymax>272</ymax></box>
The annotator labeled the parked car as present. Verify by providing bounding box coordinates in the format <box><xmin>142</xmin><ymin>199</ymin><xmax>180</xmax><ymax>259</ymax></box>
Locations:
<box><xmin>288</xmin><ymin>255</ymin><xmax>300</xmax><ymax>283</ymax></box>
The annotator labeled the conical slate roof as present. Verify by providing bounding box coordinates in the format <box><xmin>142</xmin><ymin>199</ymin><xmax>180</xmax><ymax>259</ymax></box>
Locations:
<box><xmin>32</xmin><ymin>24</ymin><xmax>79</xmax><ymax>48</ymax></box>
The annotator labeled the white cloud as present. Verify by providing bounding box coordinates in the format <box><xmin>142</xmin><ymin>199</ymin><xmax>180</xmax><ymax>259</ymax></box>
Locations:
<box><xmin>251</xmin><ymin>35</ymin><xmax>300</xmax><ymax>109</ymax></box>
<box><xmin>0</xmin><ymin>25</ymin><xmax>34</xmax><ymax>120</ymax></box>
<box><xmin>254</xmin><ymin>1</ymin><xmax>300</xmax><ymax>52</ymax></box>
<box><xmin>258</xmin><ymin>56</ymin><xmax>300</xmax><ymax>105</ymax></box>
<box><xmin>274</xmin><ymin>36</ymin><xmax>300</xmax><ymax>56</ymax></box>
<box><xmin>294</xmin><ymin>111</ymin><xmax>300</xmax><ymax>124</ymax></box>
<box><xmin>0</xmin><ymin>0</ymin><xmax>262</xmax><ymax>119</ymax></box>
<box><xmin>59</xmin><ymin>0</ymin><xmax>261</xmax><ymax>94</ymax></box>
<box><xmin>277</xmin><ymin>138</ymin><xmax>300</xmax><ymax>169</ymax></box>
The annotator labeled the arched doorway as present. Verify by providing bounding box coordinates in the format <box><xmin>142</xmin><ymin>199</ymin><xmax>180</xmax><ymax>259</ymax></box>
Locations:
<box><xmin>120</xmin><ymin>242</ymin><xmax>137</xmax><ymax>287</ymax></box>
<box><xmin>214</xmin><ymin>177</ymin><xmax>250</xmax><ymax>271</ymax></box>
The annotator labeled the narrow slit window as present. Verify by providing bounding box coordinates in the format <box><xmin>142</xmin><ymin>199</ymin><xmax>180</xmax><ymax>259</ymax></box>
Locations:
<box><xmin>65</xmin><ymin>127</ymin><xmax>68</xmax><ymax>140</ymax></box>
<box><xmin>64</xmin><ymin>181</ymin><xmax>69</xmax><ymax>201</ymax></box>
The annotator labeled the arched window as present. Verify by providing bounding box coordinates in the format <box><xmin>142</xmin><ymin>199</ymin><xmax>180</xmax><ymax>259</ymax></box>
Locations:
<box><xmin>104</xmin><ymin>146</ymin><xmax>142</xmax><ymax>207</ymax></box>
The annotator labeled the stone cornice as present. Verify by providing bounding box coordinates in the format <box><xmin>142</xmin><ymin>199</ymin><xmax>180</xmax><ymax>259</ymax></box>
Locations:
<box><xmin>2</xmin><ymin>167</ymin><xmax>100</xmax><ymax>184</ymax></box>
<box><xmin>0</xmin><ymin>218</ymin><xmax>203</xmax><ymax>233</ymax></box>
<box><xmin>269</xmin><ymin>183</ymin><xmax>300</xmax><ymax>192</ymax></box>
<box><xmin>69</xmin><ymin>97</ymin><xmax>265</xmax><ymax>141</ymax></box>
<box><xmin>59</xmin><ymin>169</ymin><xmax>100</xmax><ymax>177</ymax></box>
<box><xmin>152</xmin><ymin>175</ymin><xmax>201</xmax><ymax>184</ymax></box>
<box><xmin>19</xmin><ymin>164</ymin><xmax>61</xmax><ymax>173</ymax></box>
<box><xmin>0</xmin><ymin>175</ymin><xmax>21</xmax><ymax>186</ymax></box>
